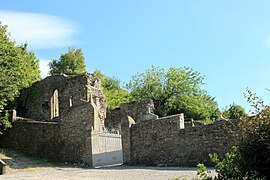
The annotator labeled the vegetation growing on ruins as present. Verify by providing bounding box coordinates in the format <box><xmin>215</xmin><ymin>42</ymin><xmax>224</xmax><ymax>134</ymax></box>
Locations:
<box><xmin>0</xmin><ymin>112</ymin><xmax>11</xmax><ymax>134</ymax></box>
<box><xmin>48</xmin><ymin>47</ymin><xmax>86</xmax><ymax>75</ymax></box>
<box><xmin>126</xmin><ymin>66</ymin><xmax>219</xmax><ymax>120</ymax></box>
<box><xmin>94</xmin><ymin>70</ymin><xmax>131</xmax><ymax>109</ymax></box>
<box><xmin>197</xmin><ymin>90</ymin><xmax>270</xmax><ymax>179</ymax></box>
<box><xmin>0</xmin><ymin>23</ymin><xmax>41</xmax><ymax>133</ymax></box>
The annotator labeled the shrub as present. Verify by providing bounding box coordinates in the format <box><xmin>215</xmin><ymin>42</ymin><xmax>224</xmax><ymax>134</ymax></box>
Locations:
<box><xmin>236</xmin><ymin>90</ymin><xmax>270</xmax><ymax>179</ymax></box>
<box><xmin>197</xmin><ymin>163</ymin><xmax>212</xmax><ymax>180</ymax></box>
<box><xmin>197</xmin><ymin>89</ymin><xmax>270</xmax><ymax>179</ymax></box>
<box><xmin>209</xmin><ymin>146</ymin><xmax>243</xmax><ymax>179</ymax></box>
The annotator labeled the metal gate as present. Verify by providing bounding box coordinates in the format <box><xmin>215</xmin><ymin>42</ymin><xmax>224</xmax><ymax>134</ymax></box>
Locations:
<box><xmin>91</xmin><ymin>130</ymin><xmax>123</xmax><ymax>167</ymax></box>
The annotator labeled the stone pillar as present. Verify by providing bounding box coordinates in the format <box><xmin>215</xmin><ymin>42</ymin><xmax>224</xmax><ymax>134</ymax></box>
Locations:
<box><xmin>180</xmin><ymin>113</ymin><xmax>185</xmax><ymax>129</ymax></box>
<box><xmin>177</xmin><ymin>113</ymin><xmax>185</xmax><ymax>129</ymax></box>
<box><xmin>7</xmin><ymin>109</ymin><xmax>16</xmax><ymax>122</ymax></box>
<box><xmin>90</xmin><ymin>95</ymin><xmax>100</xmax><ymax>132</ymax></box>
<box><xmin>121</xmin><ymin>116</ymin><xmax>135</xmax><ymax>165</ymax></box>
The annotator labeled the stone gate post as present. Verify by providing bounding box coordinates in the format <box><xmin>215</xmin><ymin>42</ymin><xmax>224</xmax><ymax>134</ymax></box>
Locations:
<box><xmin>121</xmin><ymin>116</ymin><xmax>135</xmax><ymax>164</ymax></box>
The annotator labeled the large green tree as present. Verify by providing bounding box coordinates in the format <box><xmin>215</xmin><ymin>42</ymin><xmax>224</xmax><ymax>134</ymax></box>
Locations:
<box><xmin>126</xmin><ymin>66</ymin><xmax>219</xmax><ymax>119</ymax></box>
<box><xmin>94</xmin><ymin>70</ymin><xmax>131</xmax><ymax>109</ymax></box>
<box><xmin>49</xmin><ymin>47</ymin><xmax>86</xmax><ymax>75</ymax></box>
<box><xmin>0</xmin><ymin>23</ymin><xmax>40</xmax><ymax>132</ymax></box>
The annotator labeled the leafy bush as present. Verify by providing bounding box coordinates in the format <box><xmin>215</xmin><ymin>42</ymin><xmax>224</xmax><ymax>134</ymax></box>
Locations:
<box><xmin>197</xmin><ymin>163</ymin><xmax>212</xmax><ymax>180</ymax></box>
<box><xmin>209</xmin><ymin>146</ymin><xmax>243</xmax><ymax>179</ymax></box>
<box><xmin>197</xmin><ymin>89</ymin><xmax>270</xmax><ymax>179</ymax></box>
<box><xmin>236</xmin><ymin>90</ymin><xmax>270</xmax><ymax>179</ymax></box>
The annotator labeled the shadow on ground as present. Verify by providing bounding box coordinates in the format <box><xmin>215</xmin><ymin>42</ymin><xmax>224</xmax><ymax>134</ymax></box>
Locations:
<box><xmin>0</xmin><ymin>148</ymin><xmax>214</xmax><ymax>174</ymax></box>
<box><xmin>92</xmin><ymin>164</ymin><xmax>216</xmax><ymax>172</ymax></box>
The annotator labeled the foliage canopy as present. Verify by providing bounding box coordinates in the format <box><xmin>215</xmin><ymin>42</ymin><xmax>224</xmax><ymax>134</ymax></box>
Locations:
<box><xmin>223</xmin><ymin>103</ymin><xmax>248</xmax><ymax>119</ymax></box>
<box><xmin>49</xmin><ymin>47</ymin><xmax>86</xmax><ymax>75</ymax></box>
<box><xmin>94</xmin><ymin>70</ymin><xmax>131</xmax><ymax>109</ymax></box>
<box><xmin>0</xmin><ymin>23</ymin><xmax>40</xmax><ymax>132</ymax></box>
<box><xmin>126</xmin><ymin>66</ymin><xmax>219</xmax><ymax>119</ymax></box>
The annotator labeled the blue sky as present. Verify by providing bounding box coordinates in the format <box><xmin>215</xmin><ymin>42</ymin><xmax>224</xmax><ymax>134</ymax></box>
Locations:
<box><xmin>1</xmin><ymin>0</ymin><xmax>270</xmax><ymax>112</ymax></box>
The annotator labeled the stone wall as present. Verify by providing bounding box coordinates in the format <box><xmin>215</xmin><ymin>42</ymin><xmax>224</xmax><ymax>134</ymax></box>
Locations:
<box><xmin>1</xmin><ymin>73</ymin><xmax>107</xmax><ymax>166</ymax></box>
<box><xmin>16</xmin><ymin>74</ymin><xmax>106</xmax><ymax>123</ymax></box>
<box><xmin>120</xmin><ymin>100</ymin><xmax>156</xmax><ymax>123</ymax></box>
<box><xmin>122</xmin><ymin>118</ymin><xmax>236</xmax><ymax>166</ymax></box>
<box><xmin>105</xmin><ymin>100</ymin><xmax>157</xmax><ymax>131</ymax></box>
<box><xmin>105</xmin><ymin>108</ymin><xmax>122</xmax><ymax>130</ymax></box>
<box><xmin>17</xmin><ymin>75</ymin><xmax>87</xmax><ymax>121</ymax></box>
<box><xmin>2</xmin><ymin>73</ymin><xmax>237</xmax><ymax>167</ymax></box>
<box><xmin>1</xmin><ymin>102</ymin><xmax>94</xmax><ymax>165</ymax></box>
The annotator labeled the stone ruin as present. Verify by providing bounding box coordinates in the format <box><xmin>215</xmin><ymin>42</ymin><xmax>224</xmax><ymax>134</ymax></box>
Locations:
<box><xmin>0</xmin><ymin>73</ymin><xmax>237</xmax><ymax>167</ymax></box>
<box><xmin>1</xmin><ymin>73</ymin><xmax>108</xmax><ymax>165</ymax></box>
<box><xmin>16</xmin><ymin>73</ymin><xmax>107</xmax><ymax>132</ymax></box>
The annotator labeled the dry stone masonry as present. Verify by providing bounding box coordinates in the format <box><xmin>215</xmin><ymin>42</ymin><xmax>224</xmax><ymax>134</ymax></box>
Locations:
<box><xmin>1</xmin><ymin>74</ymin><xmax>237</xmax><ymax>167</ymax></box>
<box><xmin>122</xmin><ymin>116</ymin><xmax>236</xmax><ymax>166</ymax></box>
<box><xmin>1</xmin><ymin>74</ymin><xmax>107</xmax><ymax>166</ymax></box>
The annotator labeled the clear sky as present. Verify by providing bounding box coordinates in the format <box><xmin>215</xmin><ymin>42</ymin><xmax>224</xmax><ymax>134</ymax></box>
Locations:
<box><xmin>1</xmin><ymin>0</ymin><xmax>270</xmax><ymax>112</ymax></box>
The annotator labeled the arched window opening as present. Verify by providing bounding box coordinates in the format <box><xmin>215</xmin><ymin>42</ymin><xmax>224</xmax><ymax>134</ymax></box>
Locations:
<box><xmin>51</xmin><ymin>89</ymin><xmax>59</xmax><ymax>119</ymax></box>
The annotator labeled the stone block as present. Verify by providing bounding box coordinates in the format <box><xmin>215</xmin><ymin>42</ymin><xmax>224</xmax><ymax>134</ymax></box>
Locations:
<box><xmin>0</xmin><ymin>159</ymin><xmax>6</xmax><ymax>175</ymax></box>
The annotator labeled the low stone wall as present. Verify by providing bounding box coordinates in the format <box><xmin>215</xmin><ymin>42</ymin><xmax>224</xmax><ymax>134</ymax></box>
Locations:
<box><xmin>1</xmin><ymin>102</ymin><xmax>94</xmax><ymax>165</ymax></box>
<box><xmin>1</xmin><ymin>120</ymin><xmax>61</xmax><ymax>158</ymax></box>
<box><xmin>122</xmin><ymin>117</ymin><xmax>236</xmax><ymax>166</ymax></box>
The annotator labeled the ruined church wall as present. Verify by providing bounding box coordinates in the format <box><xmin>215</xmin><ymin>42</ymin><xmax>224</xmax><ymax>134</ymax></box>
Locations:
<box><xmin>17</xmin><ymin>75</ymin><xmax>89</xmax><ymax>121</ymax></box>
<box><xmin>1</xmin><ymin>102</ymin><xmax>94</xmax><ymax>165</ymax></box>
<box><xmin>124</xmin><ymin>119</ymin><xmax>236</xmax><ymax>166</ymax></box>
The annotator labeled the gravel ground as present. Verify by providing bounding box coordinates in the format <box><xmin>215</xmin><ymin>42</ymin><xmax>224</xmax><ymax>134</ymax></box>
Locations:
<box><xmin>2</xmin><ymin>165</ymin><xmax>196</xmax><ymax>180</ymax></box>
<box><xmin>0</xmin><ymin>149</ymin><xmax>216</xmax><ymax>180</ymax></box>
<box><xmin>1</xmin><ymin>165</ymin><xmax>216</xmax><ymax>180</ymax></box>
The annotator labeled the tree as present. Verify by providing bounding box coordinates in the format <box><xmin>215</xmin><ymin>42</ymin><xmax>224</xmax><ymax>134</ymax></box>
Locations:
<box><xmin>126</xmin><ymin>66</ymin><xmax>219</xmax><ymax>119</ymax></box>
<box><xmin>0</xmin><ymin>23</ymin><xmax>40</xmax><ymax>132</ymax></box>
<box><xmin>94</xmin><ymin>70</ymin><xmax>131</xmax><ymax>109</ymax></box>
<box><xmin>223</xmin><ymin>103</ymin><xmax>248</xmax><ymax>119</ymax></box>
<box><xmin>48</xmin><ymin>47</ymin><xmax>86</xmax><ymax>75</ymax></box>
